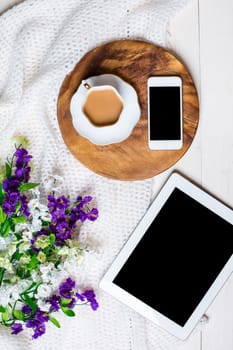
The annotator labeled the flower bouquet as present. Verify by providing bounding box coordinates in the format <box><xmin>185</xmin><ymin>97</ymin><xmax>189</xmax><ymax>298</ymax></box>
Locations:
<box><xmin>0</xmin><ymin>142</ymin><xmax>99</xmax><ymax>339</ymax></box>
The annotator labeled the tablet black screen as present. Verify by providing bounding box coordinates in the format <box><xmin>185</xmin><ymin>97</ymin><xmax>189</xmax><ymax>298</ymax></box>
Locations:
<box><xmin>113</xmin><ymin>188</ymin><xmax>233</xmax><ymax>326</ymax></box>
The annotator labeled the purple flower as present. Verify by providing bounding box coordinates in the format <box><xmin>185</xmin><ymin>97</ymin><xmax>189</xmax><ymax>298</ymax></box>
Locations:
<box><xmin>21</xmin><ymin>304</ymin><xmax>32</xmax><ymax>315</ymax></box>
<box><xmin>56</xmin><ymin>195</ymin><xmax>70</xmax><ymax>210</ymax></box>
<box><xmin>86</xmin><ymin>207</ymin><xmax>99</xmax><ymax>221</ymax></box>
<box><xmin>83</xmin><ymin>290</ymin><xmax>99</xmax><ymax>311</ymax></box>
<box><xmin>35</xmin><ymin>309</ymin><xmax>49</xmax><ymax>323</ymax></box>
<box><xmin>15</xmin><ymin>148</ymin><xmax>32</xmax><ymax>168</ymax></box>
<box><xmin>47</xmin><ymin>194</ymin><xmax>57</xmax><ymax>213</ymax></box>
<box><xmin>26</xmin><ymin>319</ymin><xmax>39</xmax><ymax>329</ymax></box>
<box><xmin>2</xmin><ymin>177</ymin><xmax>20</xmax><ymax>192</ymax></box>
<box><xmin>26</xmin><ymin>308</ymin><xmax>49</xmax><ymax>339</ymax></box>
<box><xmin>32</xmin><ymin>323</ymin><xmax>46</xmax><ymax>339</ymax></box>
<box><xmin>2</xmin><ymin>191</ymin><xmax>20</xmax><ymax>217</ymax></box>
<box><xmin>67</xmin><ymin>297</ymin><xmax>76</xmax><ymax>309</ymax></box>
<box><xmin>13</xmin><ymin>147</ymin><xmax>32</xmax><ymax>183</ymax></box>
<box><xmin>76</xmin><ymin>195</ymin><xmax>92</xmax><ymax>208</ymax></box>
<box><xmin>48</xmin><ymin>294</ymin><xmax>61</xmax><ymax>312</ymax></box>
<box><xmin>69</xmin><ymin>207</ymin><xmax>88</xmax><ymax>224</ymax></box>
<box><xmin>47</xmin><ymin>195</ymin><xmax>70</xmax><ymax>213</ymax></box>
<box><xmin>69</xmin><ymin>196</ymin><xmax>98</xmax><ymax>226</ymax></box>
<box><xmin>11</xmin><ymin>322</ymin><xmax>23</xmax><ymax>335</ymax></box>
<box><xmin>75</xmin><ymin>292</ymin><xmax>85</xmax><ymax>302</ymax></box>
<box><xmin>76</xmin><ymin>289</ymin><xmax>99</xmax><ymax>311</ymax></box>
<box><xmin>20</xmin><ymin>194</ymin><xmax>30</xmax><ymax>217</ymax></box>
<box><xmin>15</xmin><ymin>166</ymin><xmax>31</xmax><ymax>182</ymax></box>
<box><xmin>51</xmin><ymin>208</ymin><xmax>66</xmax><ymax>223</ymax></box>
<box><xmin>59</xmin><ymin>278</ymin><xmax>75</xmax><ymax>299</ymax></box>
<box><xmin>55</xmin><ymin>220</ymin><xmax>72</xmax><ymax>241</ymax></box>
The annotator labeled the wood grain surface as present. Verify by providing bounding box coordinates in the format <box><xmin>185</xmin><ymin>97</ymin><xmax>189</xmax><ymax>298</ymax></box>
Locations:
<box><xmin>57</xmin><ymin>40</ymin><xmax>199</xmax><ymax>180</ymax></box>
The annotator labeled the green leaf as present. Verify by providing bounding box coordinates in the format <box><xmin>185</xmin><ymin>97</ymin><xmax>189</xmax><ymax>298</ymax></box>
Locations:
<box><xmin>12</xmin><ymin>250</ymin><xmax>23</xmax><ymax>261</ymax></box>
<box><xmin>61</xmin><ymin>298</ymin><xmax>72</xmax><ymax>307</ymax></box>
<box><xmin>61</xmin><ymin>306</ymin><xmax>75</xmax><ymax>317</ymax></box>
<box><xmin>5</xmin><ymin>163</ymin><xmax>11</xmax><ymax>178</ymax></box>
<box><xmin>13</xmin><ymin>310</ymin><xmax>25</xmax><ymax>321</ymax></box>
<box><xmin>1</xmin><ymin>219</ymin><xmax>11</xmax><ymax>237</ymax></box>
<box><xmin>0</xmin><ymin>207</ymin><xmax>6</xmax><ymax>224</ymax></box>
<box><xmin>0</xmin><ymin>183</ymin><xmax>4</xmax><ymax>205</ymax></box>
<box><xmin>3</xmin><ymin>279</ymin><xmax>11</xmax><ymax>284</ymax></box>
<box><xmin>27</xmin><ymin>255</ymin><xmax>39</xmax><ymax>271</ymax></box>
<box><xmin>12</xmin><ymin>216</ymin><xmax>27</xmax><ymax>224</ymax></box>
<box><xmin>21</xmin><ymin>281</ymin><xmax>38</xmax><ymax>295</ymax></box>
<box><xmin>0</xmin><ymin>305</ymin><xmax>6</xmax><ymax>313</ymax></box>
<box><xmin>49</xmin><ymin>316</ymin><xmax>61</xmax><ymax>328</ymax></box>
<box><xmin>19</xmin><ymin>183</ymin><xmax>39</xmax><ymax>192</ymax></box>
<box><xmin>49</xmin><ymin>234</ymin><xmax>55</xmax><ymax>246</ymax></box>
<box><xmin>2</xmin><ymin>308</ymin><xmax>9</xmax><ymax>321</ymax></box>
<box><xmin>1</xmin><ymin>319</ymin><xmax>14</xmax><ymax>327</ymax></box>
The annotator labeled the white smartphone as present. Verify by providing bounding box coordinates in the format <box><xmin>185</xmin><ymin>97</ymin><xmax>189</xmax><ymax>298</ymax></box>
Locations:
<box><xmin>147</xmin><ymin>76</ymin><xmax>183</xmax><ymax>150</ymax></box>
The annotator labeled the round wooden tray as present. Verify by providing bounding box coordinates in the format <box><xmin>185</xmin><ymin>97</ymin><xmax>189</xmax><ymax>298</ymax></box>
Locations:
<box><xmin>57</xmin><ymin>40</ymin><xmax>199</xmax><ymax>180</ymax></box>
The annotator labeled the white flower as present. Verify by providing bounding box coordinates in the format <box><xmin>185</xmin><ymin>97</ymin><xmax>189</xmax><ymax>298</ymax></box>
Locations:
<box><xmin>57</xmin><ymin>246</ymin><xmax>69</xmax><ymax>256</ymax></box>
<box><xmin>40</xmin><ymin>262</ymin><xmax>55</xmax><ymax>275</ymax></box>
<box><xmin>18</xmin><ymin>241</ymin><xmax>31</xmax><ymax>253</ymax></box>
<box><xmin>31</xmin><ymin>217</ymin><xmax>42</xmax><ymax>232</ymax></box>
<box><xmin>40</xmin><ymin>262</ymin><xmax>56</xmax><ymax>283</ymax></box>
<box><xmin>0</xmin><ymin>257</ymin><xmax>13</xmax><ymax>273</ymax></box>
<box><xmin>29</xmin><ymin>188</ymin><xmax>41</xmax><ymax>199</ymax></box>
<box><xmin>19</xmin><ymin>254</ymin><xmax>31</xmax><ymax>265</ymax></box>
<box><xmin>49</xmin><ymin>271</ymin><xmax>64</xmax><ymax>290</ymax></box>
<box><xmin>37</xmin><ymin>251</ymin><xmax>46</xmax><ymax>263</ymax></box>
<box><xmin>40</xmin><ymin>210</ymin><xmax>51</xmax><ymax>222</ymax></box>
<box><xmin>22</xmin><ymin>229</ymin><xmax>33</xmax><ymax>242</ymax></box>
<box><xmin>28</xmin><ymin>200</ymin><xmax>51</xmax><ymax>220</ymax></box>
<box><xmin>28</xmin><ymin>198</ymin><xmax>40</xmax><ymax>211</ymax></box>
<box><xmin>15</xmin><ymin>222</ymin><xmax>30</xmax><ymax>234</ymax></box>
<box><xmin>37</xmin><ymin>299</ymin><xmax>50</xmax><ymax>312</ymax></box>
<box><xmin>36</xmin><ymin>283</ymin><xmax>52</xmax><ymax>299</ymax></box>
<box><xmin>31</xmin><ymin>270</ymin><xmax>40</xmax><ymax>282</ymax></box>
<box><xmin>0</xmin><ymin>237</ymin><xmax>7</xmax><ymax>251</ymax></box>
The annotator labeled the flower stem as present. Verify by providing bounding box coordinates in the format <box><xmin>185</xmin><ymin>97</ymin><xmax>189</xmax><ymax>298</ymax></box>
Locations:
<box><xmin>0</xmin><ymin>268</ymin><xmax>5</xmax><ymax>287</ymax></box>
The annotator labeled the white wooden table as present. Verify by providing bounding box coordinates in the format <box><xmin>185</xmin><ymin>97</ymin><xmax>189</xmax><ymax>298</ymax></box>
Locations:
<box><xmin>0</xmin><ymin>0</ymin><xmax>232</xmax><ymax>349</ymax></box>
<box><xmin>168</xmin><ymin>1</ymin><xmax>233</xmax><ymax>349</ymax></box>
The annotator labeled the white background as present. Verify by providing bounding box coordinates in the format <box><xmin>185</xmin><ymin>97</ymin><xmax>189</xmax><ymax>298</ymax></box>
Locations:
<box><xmin>0</xmin><ymin>0</ymin><xmax>232</xmax><ymax>349</ymax></box>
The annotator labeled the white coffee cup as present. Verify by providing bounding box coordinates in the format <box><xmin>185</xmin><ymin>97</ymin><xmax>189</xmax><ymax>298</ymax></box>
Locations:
<box><xmin>70</xmin><ymin>74</ymin><xmax>140</xmax><ymax>146</ymax></box>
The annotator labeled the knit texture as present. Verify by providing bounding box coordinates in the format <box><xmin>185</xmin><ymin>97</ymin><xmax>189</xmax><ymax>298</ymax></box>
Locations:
<box><xmin>0</xmin><ymin>0</ymin><xmax>190</xmax><ymax>348</ymax></box>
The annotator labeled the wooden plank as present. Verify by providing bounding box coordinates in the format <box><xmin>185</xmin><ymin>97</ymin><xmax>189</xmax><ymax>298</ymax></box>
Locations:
<box><xmin>179</xmin><ymin>330</ymin><xmax>201</xmax><ymax>350</ymax></box>
<box><xmin>199</xmin><ymin>0</ymin><xmax>233</xmax><ymax>207</ymax></box>
<box><xmin>157</xmin><ymin>1</ymin><xmax>202</xmax><ymax>349</ymax></box>
<box><xmin>199</xmin><ymin>0</ymin><xmax>233</xmax><ymax>348</ymax></box>
<box><xmin>202</xmin><ymin>276</ymin><xmax>233</xmax><ymax>350</ymax></box>
<box><xmin>151</xmin><ymin>0</ymin><xmax>201</xmax><ymax>204</ymax></box>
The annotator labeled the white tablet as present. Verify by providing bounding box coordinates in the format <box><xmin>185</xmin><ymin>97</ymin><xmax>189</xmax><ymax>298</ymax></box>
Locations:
<box><xmin>100</xmin><ymin>173</ymin><xmax>233</xmax><ymax>340</ymax></box>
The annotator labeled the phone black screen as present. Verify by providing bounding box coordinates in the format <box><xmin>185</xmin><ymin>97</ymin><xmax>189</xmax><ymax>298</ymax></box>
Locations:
<box><xmin>149</xmin><ymin>86</ymin><xmax>181</xmax><ymax>140</ymax></box>
<box><xmin>113</xmin><ymin>188</ymin><xmax>233</xmax><ymax>326</ymax></box>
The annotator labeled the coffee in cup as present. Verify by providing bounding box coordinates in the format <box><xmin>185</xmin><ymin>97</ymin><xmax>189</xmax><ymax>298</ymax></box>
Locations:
<box><xmin>70</xmin><ymin>74</ymin><xmax>140</xmax><ymax>146</ymax></box>
<box><xmin>82</xmin><ymin>84</ymin><xmax>124</xmax><ymax>127</ymax></box>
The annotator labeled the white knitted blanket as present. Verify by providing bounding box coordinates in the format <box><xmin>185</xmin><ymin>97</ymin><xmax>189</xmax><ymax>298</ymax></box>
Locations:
<box><xmin>0</xmin><ymin>0</ymin><xmax>190</xmax><ymax>349</ymax></box>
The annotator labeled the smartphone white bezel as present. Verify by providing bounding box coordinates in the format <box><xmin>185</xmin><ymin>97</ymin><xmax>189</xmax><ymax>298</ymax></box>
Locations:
<box><xmin>147</xmin><ymin>76</ymin><xmax>183</xmax><ymax>150</ymax></box>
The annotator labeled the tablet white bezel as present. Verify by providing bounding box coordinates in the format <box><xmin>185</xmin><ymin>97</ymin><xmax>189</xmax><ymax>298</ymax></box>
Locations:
<box><xmin>99</xmin><ymin>173</ymin><xmax>233</xmax><ymax>340</ymax></box>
